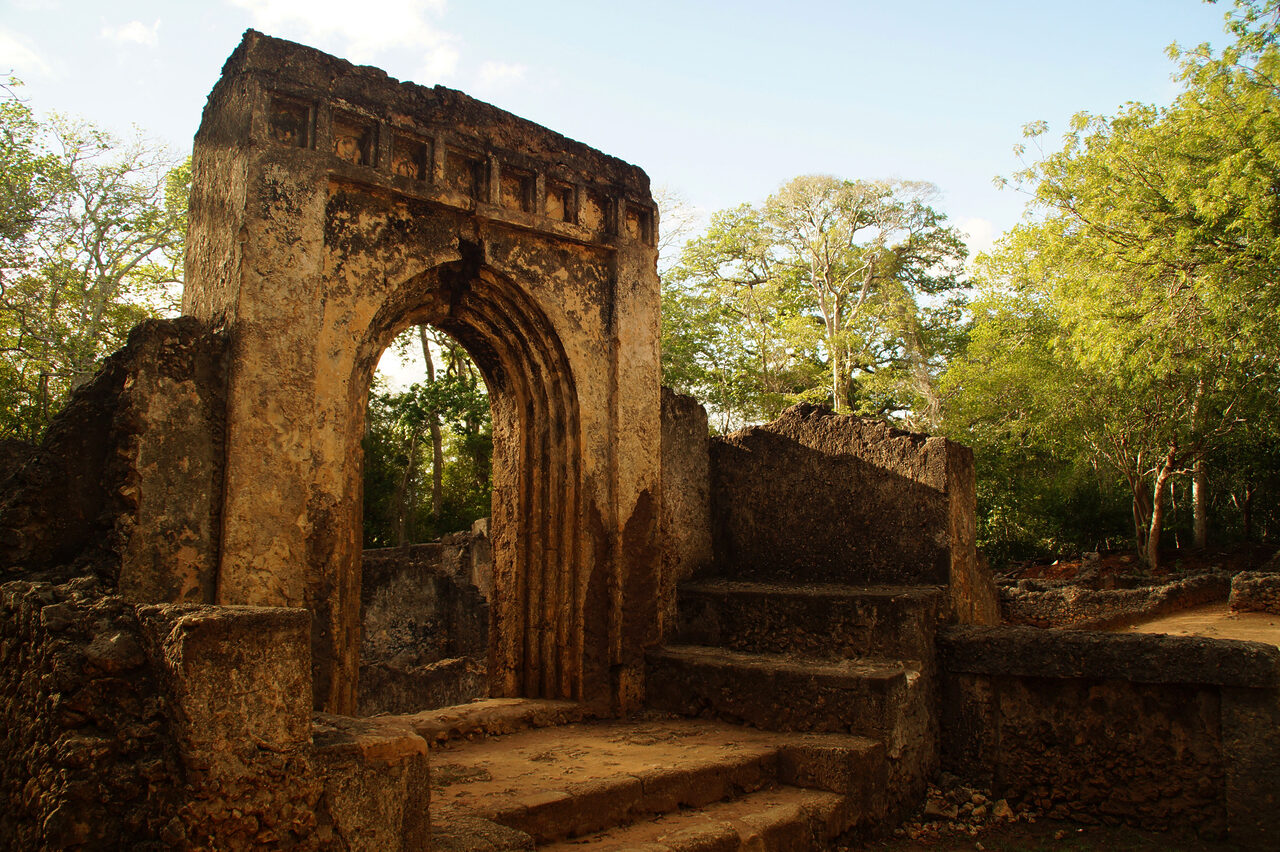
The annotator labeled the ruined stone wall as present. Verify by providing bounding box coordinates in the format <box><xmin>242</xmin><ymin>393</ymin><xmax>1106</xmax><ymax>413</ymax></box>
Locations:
<box><xmin>938</xmin><ymin>625</ymin><xmax>1280</xmax><ymax>845</ymax></box>
<box><xmin>708</xmin><ymin>404</ymin><xmax>997</xmax><ymax>622</ymax></box>
<box><xmin>0</xmin><ymin>317</ymin><xmax>226</xmax><ymax>603</ymax></box>
<box><xmin>659</xmin><ymin>388</ymin><xmax>712</xmax><ymax>638</ymax></box>
<box><xmin>0</xmin><ymin>579</ymin><xmax>183</xmax><ymax>849</ymax></box>
<box><xmin>1000</xmin><ymin>573</ymin><xmax>1230</xmax><ymax>629</ymax></box>
<box><xmin>1229</xmin><ymin>571</ymin><xmax>1280</xmax><ymax>614</ymax></box>
<box><xmin>1</xmin><ymin>575</ymin><xmax>432</xmax><ymax>850</ymax></box>
<box><xmin>360</xmin><ymin>541</ymin><xmax>489</xmax><ymax>715</ymax></box>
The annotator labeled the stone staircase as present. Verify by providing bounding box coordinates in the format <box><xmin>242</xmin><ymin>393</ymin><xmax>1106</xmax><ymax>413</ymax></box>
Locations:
<box><xmin>323</xmin><ymin>577</ymin><xmax>946</xmax><ymax>851</ymax></box>
<box><xmin>427</xmin><ymin>714</ymin><xmax>886</xmax><ymax>851</ymax></box>
<box><xmin>646</xmin><ymin>579</ymin><xmax>945</xmax><ymax>819</ymax></box>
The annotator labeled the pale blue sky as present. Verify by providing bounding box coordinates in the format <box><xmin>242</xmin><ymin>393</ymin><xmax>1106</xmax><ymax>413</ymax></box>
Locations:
<box><xmin>2</xmin><ymin>0</ymin><xmax>1235</xmax><ymax>258</ymax></box>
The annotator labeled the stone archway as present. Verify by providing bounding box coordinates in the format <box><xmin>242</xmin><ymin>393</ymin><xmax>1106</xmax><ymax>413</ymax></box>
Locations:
<box><xmin>183</xmin><ymin>31</ymin><xmax>661</xmax><ymax>714</ymax></box>
<box><xmin>355</xmin><ymin>258</ymin><xmax>583</xmax><ymax>703</ymax></box>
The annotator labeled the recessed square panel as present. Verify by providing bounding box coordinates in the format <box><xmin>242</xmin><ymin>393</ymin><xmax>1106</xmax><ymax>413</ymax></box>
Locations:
<box><xmin>545</xmin><ymin>182</ymin><xmax>573</xmax><ymax>222</ymax></box>
<box><xmin>445</xmin><ymin>150</ymin><xmax>484</xmax><ymax>199</ymax></box>
<box><xmin>581</xmin><ymin>189</ymin><xmax>610</xmax><ymax>232</ymax></box>
<box><xmin>391</xmin><ymin>134</ymin><xmax>430</xmax><ymax>181</ymax></box>
<box><xmin>332</xmin><ymin>112</ymin><xmax>375</xmax><ymax>166</ymax></box>
<box><xmin>500</xmin><ymin>167</ymin><xmax>534</xmax><ymax>213</ymax></box>
<box><xmin>269</xmin><ymin>97</ymin><xmax>311</xmax><ymax>148</ymax></box>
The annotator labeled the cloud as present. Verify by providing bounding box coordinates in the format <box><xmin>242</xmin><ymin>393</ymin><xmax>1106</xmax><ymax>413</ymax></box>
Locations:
<box><xmin>416</xmin><ymin>44</ymin><xmax>461</xmax><ymax>86</ymax></box>
<box><xmin>229</xmin><ymin>0</ymin><xmax>459</xmax><ymax>80</ymax></box>
<box><xmin>100</xmin><ymin>19</ymin><xmax>161</xmax><ymax>47</ymax></box>
<box><xmin>0</xmin><ymin>28</ymin><xmax>52</xmax><ymax>77</ymax></box>
<box><xmin>477</xmin><ymin>60</ymin><xmax>525</xmax><ymax>88</ymax></box>
<box><xmin>959</xmin><ymin>217</ymin><xmax>998</xmax><ymax>258</ymax></box>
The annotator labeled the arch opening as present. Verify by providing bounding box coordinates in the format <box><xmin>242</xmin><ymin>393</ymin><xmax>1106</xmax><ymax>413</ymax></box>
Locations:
<box><xmin>348</xmin><ymin>260</ymin><xmax>584</xmax><ymax>710</ymax></box>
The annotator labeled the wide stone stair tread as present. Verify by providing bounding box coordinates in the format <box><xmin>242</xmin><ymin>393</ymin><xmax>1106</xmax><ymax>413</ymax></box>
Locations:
<box><xmin>649</xmin><ymin>644</ymin><xmax>914</xmax><ymax>681</ymax></box>
<box><xmin>537</xmin><ymin>784</ymin><xmax>852</xmax><ymax>851</ymax></box>
<box><xmin>428</xmin><ymin>716</ymin><xmax>883</xmax><ymax>844</ymax></box>
<box><xmin>680</xmin><ymin>579</ymin><xmax>942</xmax><ymax>600</ymax></box>
<box><xmin>675</xmin><ymin>579</ymin><xmax>942</xmax><ymax>660</ymax></box>
<box><xmin>646</xmin><ymin>645</ymin><xmax>918</xmax><ymax>739</ymax></box>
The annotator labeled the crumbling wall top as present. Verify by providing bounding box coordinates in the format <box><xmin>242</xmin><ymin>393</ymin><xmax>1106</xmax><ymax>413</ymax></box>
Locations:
<box><xmin>198</xmin><ymin>30</ymin><xmax>655</xmax><ymax>251</ymax></box>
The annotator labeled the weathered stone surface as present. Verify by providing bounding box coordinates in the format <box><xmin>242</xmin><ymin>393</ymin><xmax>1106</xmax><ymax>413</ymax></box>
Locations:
<box><xmin>429</xmin><ymin>717</ymin><xmax>880</xmax><ymax>846</ymax></box>
<box><xmin>0</xmin><ymin>579</ymin><xmax>183</xmax><ymax>849</ymax></box>
<box><xmin>646</xmin><ymin>646</ymin><xmax>920</xmax><ymax>756</ymax></box>
<box><xmin>3</xmin><ymin>582</ymin><xmax>340</xmax><ymax>850</ymax></box>
<box><xmin>675</xmin><ymin>580</ymin><xmax>941</xmax><ymax>662</ymax></box>
<box><xmin>1001</xmin><ymin>572</ymin><xmax>1231</xmax><ymax>629</ymax></box>
<box><xmin>941</xmin><ymin>672</ymin><xmax>1227</xmax><ymax>836</ymax></box>
<box><xmin>707</xmin><ymin>404</ymin><xmax>997</xmax><ymax>624</ymax></box>
<box><xmin>660</xmin><ymin>387</ymin><xmax>713</xmax><ymax>639</ymax></box>
<box><xmin>0</xmin><ymin>318</ymin><xmax>226</xmax><ymax>598</ymax></box>
<box><xmin>184</xmin><ymin>30</ymin><xmax>661</xmax><ymax>713</ymax></box>
<box><xmin>136</xmin><ymin>603</ymin><xmax>325</xmax><ymax>849</ymax></box>
<box><xmin>1229</xmin><ymin>570</ymin><xmax>1280</xmax><ymax>615</ymax></box>
<box><xmin>1221</xmin><ymin>685</ymin><xmax>1280</xmax><ymax>846</ymax></box>
<box><xmin>360</xmin><ymin>543</ymin><xmax>488</xmax><ymax>714</ymax></box>
<box><xmin>939</xmin><ymin>624</ymin><xmax>1280</xmax><ymax>843</ymax></box>
<box><xmin>138</xmin><ymin>604</ymin><xmax>313</xmax><ymax>756</ymax></box>
<box><xmin>939</xmin><ymin>624</ymin><xmax>1280</xmax><ymax>688</ymax></box>
<box><xmin>312</xmin><ymin>714</ymin><xmax>431</xmax><ymax>851</ymax></box>
<box><xmin>390</xmin><ymin>696</ymin><xmax>589</xmax><ymax>744</ymax></box>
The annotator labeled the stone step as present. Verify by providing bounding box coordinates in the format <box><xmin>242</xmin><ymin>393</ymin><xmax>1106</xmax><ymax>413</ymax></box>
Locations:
<box><xmin>646</xmin><ymin>645</ymin><xmax>919</xmax><ymax>743</ymax></box>
<box><xmin>676</xmin><ymin>579</ymin><xmax>942</xmax><ymax>662</ymax></box>
<box><xmin>537</xmin><ymin>784</ymin><xmax>854</xmax><ymax>852</ymax></box>
<box><xmin>428</xmin><ymin>716</ymin><xmax>884</xmax><ymax>844</ymax></box>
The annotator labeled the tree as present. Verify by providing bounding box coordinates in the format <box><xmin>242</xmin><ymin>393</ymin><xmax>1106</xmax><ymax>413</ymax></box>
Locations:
<box><xmin>944</xmin><ymin>0</ymin><xmax>1280</xmax><ymax>569</ymax></box>
<box><xmin>662</xmin><ymin>175</ymin><xmax>967</xmax><ymax>430</ymax></box>
<box><xmin>0</xmin><ymin>87</ymin><xmax>188</xmax><ymax>439</ymax></box>
<box><xmin>362</xmin><ymin>327</ymin><xmax>492</xmax><ymax>547</ymax></box>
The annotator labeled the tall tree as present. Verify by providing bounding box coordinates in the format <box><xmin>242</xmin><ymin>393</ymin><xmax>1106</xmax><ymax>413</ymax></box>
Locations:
<box><xmin>663</xmin><ymin>175</ymin><xmax>966</xmax><ymax>430</ymax></box>
<box><xmin>0</xmin><ymin>89</ymin><xmax>188</xmax><ymax>439</ymax></box>
<box><xmin>362</xmin><ymin>328</ymin><xmax>493</xmax><ymax>547</ymax></box>
<box><xmin>945</xmin><ymin>0</ymin><xmax>1280</xmax><ymax>569</ymax></box>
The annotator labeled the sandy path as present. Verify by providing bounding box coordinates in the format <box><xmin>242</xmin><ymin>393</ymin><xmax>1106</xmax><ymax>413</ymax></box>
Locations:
<box><xmin>1119</xmin><ymin>602</ymin><xmax>1280</xmax><ymax>647</ymax></box>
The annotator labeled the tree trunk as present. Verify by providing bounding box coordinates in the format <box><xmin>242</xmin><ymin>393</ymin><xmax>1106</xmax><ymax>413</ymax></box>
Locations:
<box><xmin>1192</xmin><ymin>458</ymin><xmax>1208</xmax><ymax>549</ymax></box>
<box><xmin>824</xmin><ymin>313</ymin><xmax>843</xmax><ymax>413</ymax></box>
<box><xmin>1242</xmin><ymin>486</ymin><xmax>1254</xmax><ymax>541</ymax></box>
<box><xmin>1145</xmin><ymin>445</ymin><xmax>1179</xmax><ymax>571</ymax></box>
<box><xmin>394</xmin><ymin>429</ymin><xmax>419</xmax><ymax>546</ymax></box>
<box><xmin>1130</xmin><ymin>483</ymin><xmax>1152</xmax><ymax>558</ymax></box>
<box><xmin>419</xmin><ymin>327</ymin><xmax>444</xmax><ymax>521</ymax></box>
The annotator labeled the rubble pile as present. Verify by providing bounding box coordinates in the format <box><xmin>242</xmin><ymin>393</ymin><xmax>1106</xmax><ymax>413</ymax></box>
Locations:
<box><xmin>888</xmin><ymin>774</ymin><xmax>1035</xmax><ymax>843</ymax></box>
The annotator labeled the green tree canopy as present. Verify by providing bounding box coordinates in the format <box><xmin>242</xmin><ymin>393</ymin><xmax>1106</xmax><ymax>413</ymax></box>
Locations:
<box><xmin>0</xmin><ymin>82</ymin><xmax>188</xmax><ymax>439</ymax></box>
<box><xmin>662</xmin><ymin>175</ymin><xmax>966</xmax><ymax>431</ymax></box>
<box><xmin>943</xmin><ymin>0</ymin><xmax>1280</xmax><ymax>568</ymax></box>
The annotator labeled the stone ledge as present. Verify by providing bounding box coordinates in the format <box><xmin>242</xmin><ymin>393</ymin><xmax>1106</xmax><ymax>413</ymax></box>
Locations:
<box><xmin>938</xmin><ymin>624</ymin><xmax>1280</xmax><ymax>689</ymax></box>
<box><xmin>1230</xmin><ymin>571</ymin><xmax>1280</xmax><ymax>615</ymax></box>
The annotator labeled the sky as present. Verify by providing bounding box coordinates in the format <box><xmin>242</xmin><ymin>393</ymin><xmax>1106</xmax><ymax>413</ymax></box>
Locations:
<box><xmin>2</xmin><ymin>0</ymin><xmax>1237</xmax><ymax>263</ymax></box>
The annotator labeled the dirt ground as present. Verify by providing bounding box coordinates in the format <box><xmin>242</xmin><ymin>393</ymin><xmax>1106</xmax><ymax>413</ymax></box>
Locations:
<box><xmin>1120</xmin><ymin>601</ymin><xmax>1280</xmax><ymax>646</ymax></box>
<box><xmin>854</xmin><ymin>819</ymin><xmax>1247</xmax><ymax>851</ymax></box>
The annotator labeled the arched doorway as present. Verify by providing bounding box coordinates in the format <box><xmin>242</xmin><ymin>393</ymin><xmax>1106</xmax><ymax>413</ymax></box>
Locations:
<box><xmin>352</xmin><ymin>259</ymin><xmax>584</xmax><ymax>702</ymax></box>
<box><xmin>183</xmin><ymin>31</ymin><xmax>661</xmax><ymax>715</ymax></box>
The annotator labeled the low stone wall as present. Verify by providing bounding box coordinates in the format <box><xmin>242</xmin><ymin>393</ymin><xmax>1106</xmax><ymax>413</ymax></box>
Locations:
<box><xmin>1000</xmin><ymin>572</ymin><xmax>1230</xmax><ymax>629</ymax></box>
<box><xmin>707</xmin><ymin>404</ymin><xmax>997</xmax><ymax>624</ymax></box>
<box><xmin>2</xmin><ymin>577</ymin><xmax>431</xmax><ymax>850</ymax></box>
<box><xmin>1230</xmin><ymin>571</ymin><xmax>1280</xmax><ymax>615</ymax></box>
<box><xmin>0</xmin><ymin>578</ymin><xmax>183</xmax><ymax>848</ymax></box>
<box><xmin>361</xmin><ymin>538</ymin><xmax>490</xmax><ymax>715</ymax></box>
<box><xmin>938</xmin><ymin>625</ymin><xmax>1280</xmax><ymax>845</ymax></box>
<box><xmin>0</xmin><ymin>317</ymin><xmax>227</xmax><ymax>602</ymax></box>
